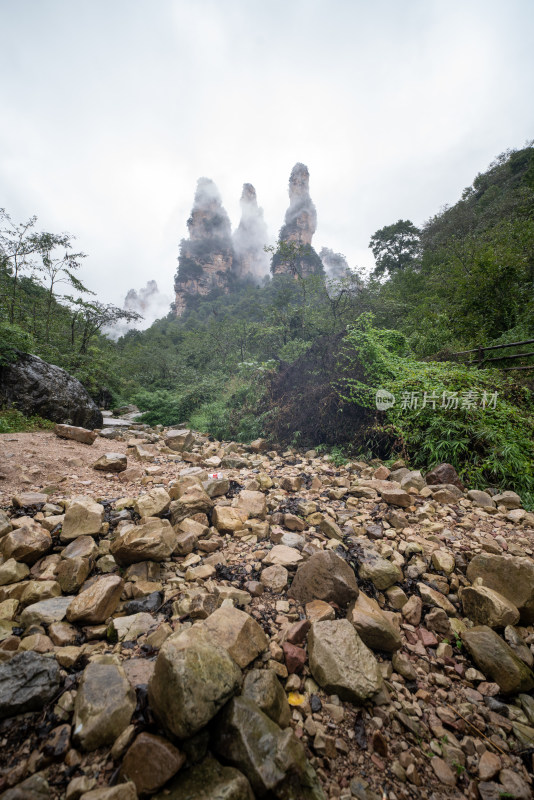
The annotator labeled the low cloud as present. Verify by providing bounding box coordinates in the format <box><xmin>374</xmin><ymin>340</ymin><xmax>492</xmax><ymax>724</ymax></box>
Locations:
<box><xmin>106</xmin><ymin>280</ymin><xmax>172</xmax><ymax>339</ymax></box>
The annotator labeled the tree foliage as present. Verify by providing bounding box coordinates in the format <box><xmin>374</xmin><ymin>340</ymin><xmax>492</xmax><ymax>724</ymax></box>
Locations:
<box><xmin>339</xmin><ymin>315</ymin><xmax>534</xmax><ymax>505</ymax></box>
<box><xmin>369</xmin><ymin>219</ymin><xmax>421</xmax><ymax>278</ymax></box>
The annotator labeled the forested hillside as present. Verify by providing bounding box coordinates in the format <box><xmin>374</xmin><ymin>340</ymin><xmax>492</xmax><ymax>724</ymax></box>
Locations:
<box><xmin>1</xmin><ymin>145</ymin><xmax>533</xmax><ymax>504</ymax></box>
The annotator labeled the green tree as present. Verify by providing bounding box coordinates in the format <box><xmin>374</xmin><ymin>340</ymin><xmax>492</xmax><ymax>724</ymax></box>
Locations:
<box><xmin>0</xmin><ymin>209</ymin><xmax>40</xmax><ymax>323</ymax></box>
<box><xmin>66</xmin><ymin>298</ymin><xmax>142</xmax><ymax>356</ymax></box>
<box><xmin>267</xmin><ymin>239</ymin><xmax>323</xmax><ymax>283</ymax></box>
<box><xmin>34</xmin><ymin>231</ymin><xmax>92</xmax><ymax>341</ymax></box>
<box><xmin>369</xmin><ymin>219</ymin><xmax>421</xmax><ymax>278</ymax></box>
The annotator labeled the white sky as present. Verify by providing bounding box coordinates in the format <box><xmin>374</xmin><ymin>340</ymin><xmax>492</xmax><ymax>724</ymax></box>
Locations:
<box><xmin>1</xmin><ymin>0</ymin><xmax>533</xmax><ymax>310</ymax></box>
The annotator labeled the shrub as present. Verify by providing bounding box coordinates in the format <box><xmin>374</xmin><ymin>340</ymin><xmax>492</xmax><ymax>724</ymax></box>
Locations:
<box><xmin>339</xmin><ymin>314</ymin><xmax>534</xmax><ymax>507</ymax></box>
<box><xmin>132</xmin><ymin>380</ymin><xmax>221</xmax><ymax>426</ymax></box>
<box><xmin>0</xmin><ymin>408</ymin><xmax>54</xmax><ymax>433</ymax></box>
<box><xmin>0</xmin><ymin>322</ymin><xmax>35</xmax><ymax>365</ymax></box>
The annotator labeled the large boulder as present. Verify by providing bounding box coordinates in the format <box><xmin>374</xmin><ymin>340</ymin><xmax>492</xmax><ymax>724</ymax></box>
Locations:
<box><xmin>213</xmin><ymin>696</ymin><xmax>326</xmax><ymax>799</ymax></box>
<box><xmin>110</xmin><ymin>519</ymin><xmax>177</xmax><ymax>565</ymax></box>
<box><xmin>169</xmin><ymin>488</ymin><xmax>213</xmax><ymax>525</ymax></box>
<box><xmin>61</xmin><ymin>497</ymin><xmax>104</xmax><ymax>541</ymax></box>
<box><xmin>0</xmin><ymin>651</ymin><xmax>60</xmax><ymax>719</ymax></box>
<box><xmin>467</xmin><ymin>553</ymin><xmax>534</xmax><ymax>623</ymax></box>
<box><xmin>461</xmin><ymin>626</ymin><xmax>534</xmax><ymax>694</ymax></box>
<box><xmin>425</xmin><ymin>463</ymin><xmax>464</xmax><ymax>491</ymax></box>
<box><xmin>119</xmin><ymin>732</ymin><xmax>186</xmax><ymax>795</ymax></box>
<box><xmin>93</xmin><ymin>453</ymin><xmax>127</xmax><ymax>473</ymax></box>
<box><xmin>165</xmin><ymin>429</ymin><xmax>195</xmax><ymax>452</ymax></box>
<box><xmin>54</xmin><ymin>424</ymin><xmax>97</xmax><ymax>445</ymax></box>
<box><xmin>201</xmin><ymin>607</ymin><xmax>269</xmax><ymax>668</ymax></box>
<box><xmin>0</xmin><ymin>774</ymin><xmax>51</xmax><ymax>799</ymax></box>
<box><xmin>153</xmin><ymin>757</ymin><xmax>253</xmax><ymax>800</ymax></box>
<box><xmin>232</xmin><ymin>490</ymin><xmax>267</xmax><ymax>520</ymax></box>
<box><xmin>1</xmin><ymin>523</ymin><xmax>51</xmax><ymax>565</ymax></box>
<box><xmin>77</xmin><ymin>784</ymin><xmax>137</xmax><ymax>800</ymax></box>
<box><xmin>347</xmin><ymin>591</ymin><xmax>401</xmax><ymax>652</ymax></box>
<box><xmin>66</xmin><ymin>575</ymin><xmax>124</xmax><ymax>624</ymax></box>
<box><xmin>307</xmin><ymin>619</ymin><xmax>383</xmax><ymax>703</ymax></box>
<box><xmin>460</xmin><ymin>584</ymin><xmax>520</xmax><ymax>628</ymax></box>
<box><xmin>0</xmin><ymin>352</ymin><xmax>102</xmax><ymax>428</ymax></box>
<box><xmin>359</xmin><ymin>553</ymin><xmax>403</xmax><ymax>590</ymax></box>
<box><xmin>287</xmin><ymin>551</ymin><xmax>358</xmax><ymax>607</ymax></box>
<box><xmin>133</xmin><ymin>488</ymin><xmax>171</xmax><ymax>518</ymax></box>
<box><xmin>148</xmin><ymin>625</ymin><xmax>241</xmax><ymax>739</ymax></box>
<box><xmin>242</xmin><ymin>669</ymin><xmax>291</xmax><ymax>728</ymax></box>
<box><xmin>20</xmin><ymin>596</ymin><xmax>72</xmax><ymax>627</ymax></box>
<box><xmin>73</xmin><ymin>661</ymin><xmax>136</xmax><ymax>751</ymax></box>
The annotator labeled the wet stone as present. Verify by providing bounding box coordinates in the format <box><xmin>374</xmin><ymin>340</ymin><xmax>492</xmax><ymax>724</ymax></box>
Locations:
<box><xmin>213</xmin><ymin>696</ymin><xmax>325</xmax><ymax>799</ymax></box>
<box><xmin>73</xmin><ymin>660</ymin><xmax>136</xmax><ymax>751</ymax></box>
<box><xmin>152</xmin><ymin>756</ymin><xmax>254</xmax><ymax>800</ymax></box>
<box><xmin>243</xmin><ymin>668</ymin><xmax>291</xmax><ymax>727</ymax></box>
<box><xmin>0</xmin><ymin>651</ymin><xmax>60</xmax><ymax>719</ymax></box>
<box><xmin>148</xmin><ymin>624</ymin><xmax>241</xmax><ymax>739</ymax></box>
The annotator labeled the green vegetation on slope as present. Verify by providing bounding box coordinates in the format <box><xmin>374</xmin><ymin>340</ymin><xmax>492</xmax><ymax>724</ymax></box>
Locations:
<box><xmin>339</xmin><ymin>315</ymin><xmax>534</xmax><ymax>506</ymax></box>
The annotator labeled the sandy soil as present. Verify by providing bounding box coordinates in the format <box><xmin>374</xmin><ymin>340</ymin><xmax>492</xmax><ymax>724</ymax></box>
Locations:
<box><xmin>0</xmin><ymin>431</ymin><xmax>169</xmax><ymax>507</ymax></box>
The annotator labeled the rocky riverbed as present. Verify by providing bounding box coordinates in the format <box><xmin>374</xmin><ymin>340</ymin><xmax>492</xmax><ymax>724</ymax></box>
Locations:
<box><xmin>0</xmin><ymin>423</ymin><xmax>533</xmax><ymax>800</ymax></box>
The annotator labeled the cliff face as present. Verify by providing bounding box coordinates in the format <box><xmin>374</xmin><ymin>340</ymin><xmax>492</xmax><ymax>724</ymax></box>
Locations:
<box><xmin>173</xmin><ymin>165</ymin><xmax>326</xmax><ymax>314</ymax></box>
<box><xmin>271</xmin><ymin>163</ymin><xmax>323</xmax><ymax>278</ymax></box>
<box><xmin>174</xmin><ymin>179</ymin><xmax>235</xmax><ymax>315</ymax></box>
<box><xmin>233</xmin><ymin>183</ymin><xmax>269</xmax><ymax>279</ymax></box>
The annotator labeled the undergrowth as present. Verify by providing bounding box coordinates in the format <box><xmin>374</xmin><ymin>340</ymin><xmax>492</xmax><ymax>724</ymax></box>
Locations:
<box><xmin>339</xmin><ymin>314</ymin><xmax>534</xmax><ymax>508</ymax></box>
<box><xmin>133</xmin><ymin>368</ymin><xmax>267</xmax><ymax>443</ymax></box>
<box><xmin>0</xmin><ymin>408</ymin><xmax>55</xmax><ymax>433</ymax></box>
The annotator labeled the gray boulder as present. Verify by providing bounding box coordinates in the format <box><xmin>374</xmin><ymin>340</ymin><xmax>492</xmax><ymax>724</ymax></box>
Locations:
<box><xmin>308</xmin><ymin>619</ymin><xmax>383</xmax><ymax>703</ymax></box>
<box><xmin>153</xmin><ymin>757</ymin><xmax>253</xmax><ymax>800</ymax></box>
<box><xmin>287</xmin><ymin>551</ymin><xmax>358</xmax><ymax>607</ymax></box>
<box><xmin>148</xmin><ymin>625</ymin><xmax>241</xmax><ymax>739</ymax></box>
<box><xmin>0</xmin><ymin>652</ymin><xmax>60</xmax><ymax>719</ymax></box>
<box><xmin>213</xmin><ymin>696</ymin><xmax>326</xmax><ymax>799</ymax></box>
<box><xmin>0</xmin><ymin>352</ymin><xmax>102</xmax><ymax>428</ymax></box>
<box><xmin>242</xmin><ymin>669</ymin><xmax>291</xmax><ymax>728</ymax></box>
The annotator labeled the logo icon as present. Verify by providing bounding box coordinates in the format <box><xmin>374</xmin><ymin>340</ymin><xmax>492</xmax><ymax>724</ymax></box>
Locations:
<box><xmin>375</xmin><ymin>389</ymin><xmax>395</xmax><ymax>410</ymax></box>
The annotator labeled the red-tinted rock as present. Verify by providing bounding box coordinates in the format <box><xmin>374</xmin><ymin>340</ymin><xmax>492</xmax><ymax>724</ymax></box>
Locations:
<box><xmin>425</xmin><ymin>463</ymin><xmax>464</xmax><ymax>491</ymax></box>
<box><xmin>282</xmin><ymin>642</ymin><xmax>306</xmax><ymax>673</ymax></box>
<box><xmin>119</xmin><ymin>732</ymin><xmax>185</xmax><ymax>794</ymax></box>
<box><xmin>418</xmin><ymin>628</ymin><xmax>439</xmax><ymax>648</ymax></box>
<box><xmin>286</xmin><ymin>619</ymin><xmax>311</xmax><ymax>645</ymax></box>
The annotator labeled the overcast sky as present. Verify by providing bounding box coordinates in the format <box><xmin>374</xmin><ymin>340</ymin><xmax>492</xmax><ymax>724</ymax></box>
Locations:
<box><xmin>1</xmin><ymin>0</ymin><xmax>533</xmax><ymax>315</ymax></box>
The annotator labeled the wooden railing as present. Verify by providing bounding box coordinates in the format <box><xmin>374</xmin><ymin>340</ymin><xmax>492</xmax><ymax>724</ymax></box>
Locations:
<box><xmin>451</xmin><ymin>339</ymin><xmax>534</xmax><ymax>371</ymax></box>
